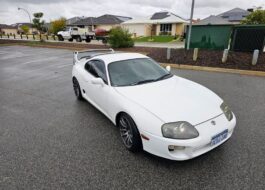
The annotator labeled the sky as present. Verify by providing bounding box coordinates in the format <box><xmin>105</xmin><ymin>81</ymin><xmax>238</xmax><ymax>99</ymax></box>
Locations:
<box><xmin>0</xmin><ymin>0</ymin><xmax>264</xmax><ymax>24</ymax></box>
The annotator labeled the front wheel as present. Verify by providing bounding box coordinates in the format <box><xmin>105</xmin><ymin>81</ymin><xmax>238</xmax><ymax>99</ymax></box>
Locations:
<box><xmin>58</xmin><ymin>35</ymin><xmax>64</xmax><ymax>41</ymax></box>
<box><xmin>118</xmin><ymin>113</ymin><xmax>142</xmax><ymax>152</ymax></box>
<box><xmin>73</xmin><ymin>78</ymin><xmax>83</xmax><ymax>100</ymax></box>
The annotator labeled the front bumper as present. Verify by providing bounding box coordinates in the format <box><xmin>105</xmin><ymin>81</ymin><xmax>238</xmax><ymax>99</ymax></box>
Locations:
<box><xmin>141</xmin><ymin>113</ymin><xmax>236</xmax><ymax>161</ymax></box>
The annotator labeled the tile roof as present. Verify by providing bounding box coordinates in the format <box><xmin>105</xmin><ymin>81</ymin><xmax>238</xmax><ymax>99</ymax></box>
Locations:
<box><xmin>0</xmin><ymin>24</ymin><xmax>17</xmax><ymax>29</ymax></box>
<box><xmin>195</xmin><ymin>8</ymin><xmax>250</xmax><ymax>25</ymax></box>
<box><xmin>122</xmin><ymin>11</ymin><xmax>187</xmax><ymax>24</ymax></box>
<box><xmin>150</xmin><ymin>12</ymin><xmax>170</xmax><ymax>20</ymax></box>
<box><xmin>70</xmin><ymin>14</ymin><xmax>131</xmax><ymax>26</ymax></box>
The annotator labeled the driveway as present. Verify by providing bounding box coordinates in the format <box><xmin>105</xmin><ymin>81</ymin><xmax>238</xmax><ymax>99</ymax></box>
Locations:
<box><xmin>0</xmin><ymin>46</ymin><xmax>264</xmax><ymax>189</ymax></box>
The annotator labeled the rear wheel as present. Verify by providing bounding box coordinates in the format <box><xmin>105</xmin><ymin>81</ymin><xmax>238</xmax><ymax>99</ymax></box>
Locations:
<box><xmin>85</xmin><ymin>38</ymin><xmax>91</xmax><ymax>43</ymax></box>
<box><xmin>68</xmin><ymin>38</ymin><xmax>73</xmax><ymax>42</ymax></box>
<box><xmin>118</xmin><ymin>113</ymin><xmax>142</xmax><ymax>152</ymax></box>
<box><xmin>102</xmin><ymin>38</ymin><xmax>107</xmax><ymax>44</ymax></box>
<box><xmin>76</xmin><ymin>36</ymin><xmax>82</xmax><ymax>42</ymax></box>
<box><xmin>73</xmin><ymin>78</ymin><xmax>83</xmax><ymax>100</ymax></box>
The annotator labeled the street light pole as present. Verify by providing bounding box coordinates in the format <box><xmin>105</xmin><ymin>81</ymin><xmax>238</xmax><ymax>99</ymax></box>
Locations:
<box><xmin>18</xmin><ymin>7</ymin><xmax>33</xmax><ymax>34</ymax></box>
<box><xmin>187</xmin><ymin>0</ymin><xmax>195</xmax><ymax>50</ymax></box>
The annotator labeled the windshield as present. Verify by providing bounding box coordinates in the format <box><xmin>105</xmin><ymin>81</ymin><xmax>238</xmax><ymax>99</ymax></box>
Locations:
<box><xmin>108</xmin><ymin>58</ymin><xmax>172</xmax><ymax>87</ymax></box>
<box><xmin>63</xmin><ymin>27</ymin><xmax>70</xmax><ymax>31</ymax></box>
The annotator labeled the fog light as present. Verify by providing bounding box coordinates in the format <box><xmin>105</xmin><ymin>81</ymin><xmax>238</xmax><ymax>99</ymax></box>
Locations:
<box><xmin>168</xmin><ymin>145</ymin><xmax>185</xmax><ymax>151</ymax></box>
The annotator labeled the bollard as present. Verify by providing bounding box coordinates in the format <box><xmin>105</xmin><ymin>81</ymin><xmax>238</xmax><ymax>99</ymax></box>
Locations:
<box><xmin>46</xmin><ymin>35</ymin><xmax>48</xmax><ymax>40</ymax></box>
<box><xmin>33</xmin><ymin>34</ymin><xmax>35</xmax><ymax>40</ymax></box>
<box><xmin>39</xmin><ymin>34</ymin><xmax>42</xmax><ymax>40</ymax></box>
<box><xmin>13</xmin><ymin>34</ymin><xmax>16</xmax><ymax>39</ymax></box>
<box><xmin>167</xmin><ymin>48</ymin><xmax>171</xmax><ymax>60</ymax></box>
<box><xmin>20</xmin><ymin>34</ymin><xmax>23</xmax><ymax>39</ymax></box>
<box><xmin>7</xmin><ymin>34</ymin><xmax>9</xmax><ymax>38</ymax></box>
<box><xmin>193</xmin><ymin>48</ymin><xmax>199</xmax><ymax>61</ymax></box>
<box><xmin>26</xmin><ymin>34</ymin><xmax>28</xmax><ymax>39</ymax></box>
<box><xmin>222</xmin><ymin>49</ymin><xmax>229</xmax><ymax>63</ymax></box>
<box><xmin>252</xmin><ymin>49</ymin><xmax>259</xmax><ymax>66</ymax></box>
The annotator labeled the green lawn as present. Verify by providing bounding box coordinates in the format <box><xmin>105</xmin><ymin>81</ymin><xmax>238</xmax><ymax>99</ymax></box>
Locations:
<box><xmin>133</xmin><ymin>35</ymin><xmax>179</xmax><ymax>43</ymax></box>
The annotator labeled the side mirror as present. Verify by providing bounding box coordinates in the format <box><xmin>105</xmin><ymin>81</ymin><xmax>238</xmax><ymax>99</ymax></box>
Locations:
<box><xmin>91</xmin><ymin>78</ymin><xmax>104</xmax><ymax>86</ymax></box>
<box><xmin>166</xmin><ymin>65</ymin><xmax>171</xmax><ymax>72</ymax></box>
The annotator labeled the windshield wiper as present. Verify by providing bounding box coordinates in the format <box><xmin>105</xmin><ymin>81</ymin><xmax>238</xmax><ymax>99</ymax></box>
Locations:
<box><xmin>155</xmin><ymin>73</ymin><xmax>172</xmax><ymax>81</ymax></box>
<box><xmin>130</xmin><ymin>79</ymin><xmax>156</xmax><ymax>85</ymax></box>
<box><xmin>129</xmin><ymin>74</ymin><xmax>172</xmax><ymax>86</ymax></box>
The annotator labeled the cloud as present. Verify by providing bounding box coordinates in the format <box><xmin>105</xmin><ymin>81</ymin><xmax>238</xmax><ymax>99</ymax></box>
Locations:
<box><xmin>0</xmin><ymin>0</ymin><xmax>264</xmax><ymax>24</ymax></box>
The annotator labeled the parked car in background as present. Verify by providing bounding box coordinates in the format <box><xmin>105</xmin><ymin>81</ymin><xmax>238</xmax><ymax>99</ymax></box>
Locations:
<box><xmin>57</xmin><ymin>27</ymin><xmax>108</xmax><ymax>43</ymax></box>
<box><xmin>71</xmin><ymin>49</ymin><xmax>236</xmax><ymax>160</ymax></box>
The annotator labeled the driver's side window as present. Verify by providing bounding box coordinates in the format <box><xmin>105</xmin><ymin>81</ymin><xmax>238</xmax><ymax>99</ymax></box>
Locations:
<box><xmin>85</xmin><ymin>60</ymin><xmax>108</xmax><ymax>84</ymax></box>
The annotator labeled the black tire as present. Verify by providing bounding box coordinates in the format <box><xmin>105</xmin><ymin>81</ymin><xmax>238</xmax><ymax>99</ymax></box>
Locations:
<box><xmin>118</xmin><ymin>113</ymin><xmax>142</xmax><ymax>152</ymax></box>
<box><xmin>58</xmin><ymin>35</ymin><xmax>64</xmax><ymax>41</ymax></box>
<box><xmin>68</xmin><ymin>38</ymin><xmax>73</xmax><ymax>42</ymax></box>
<box><xmin>85</xmin><ymin>38</ymin><xmax>91</xmax><ymax>43</ymax></box>
<box><xmin>76</xmin><ymin>36</ymin><xmax>82</xmax><ymax>42</ymax></box>
<box><xmin>72</xmin><ymin>78</ymin><xmax>83</xmax><ymax>100</ymax></box>
<box><xmin>102</xmin><ymin>38</ymin><xmax>107</xmax><ymax>44</ymax></box>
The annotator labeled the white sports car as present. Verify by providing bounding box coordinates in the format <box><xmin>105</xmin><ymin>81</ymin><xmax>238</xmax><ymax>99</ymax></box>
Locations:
<box><xmin>72</xmin><ymin>49</ymin><xmax>236</xmax><ymax>161</ymax></box>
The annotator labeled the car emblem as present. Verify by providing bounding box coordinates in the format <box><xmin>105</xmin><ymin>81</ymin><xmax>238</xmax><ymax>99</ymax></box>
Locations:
<box><xmin>211</xmin><ymin>120</ymin><xmax>216</xmax><ymax>125</ymax></box>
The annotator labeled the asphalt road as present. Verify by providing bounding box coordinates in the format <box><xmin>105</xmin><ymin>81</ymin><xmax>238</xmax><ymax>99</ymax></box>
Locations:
<box><xmin>0</xmin><ymin>46</ymin><xmax>264</xmax><ymax>190</ymax></box>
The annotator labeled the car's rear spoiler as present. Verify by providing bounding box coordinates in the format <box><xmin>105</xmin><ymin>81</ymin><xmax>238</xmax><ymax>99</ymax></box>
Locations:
<box><xmin>73</xmin><ymin>49</ymin><xmax>114</xmax><ymax>64</ymax></box>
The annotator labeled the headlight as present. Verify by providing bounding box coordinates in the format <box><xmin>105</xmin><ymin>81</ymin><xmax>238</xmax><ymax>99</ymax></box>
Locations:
<box><xmin>161</xmin><ymin>121</ymin><xmax>199</xmax><ymax>139</ymax></box>
<box><xmin>220</xmin><ymin>102</ymin><xmax>233</xmax><ymax>121</ymax></box>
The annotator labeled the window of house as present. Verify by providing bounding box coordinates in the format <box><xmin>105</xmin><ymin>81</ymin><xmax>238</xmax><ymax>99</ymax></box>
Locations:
<box><xmin>160</xmin><ymin>24</ymin><xmax>172</xmax><ymax>32</ymax></box>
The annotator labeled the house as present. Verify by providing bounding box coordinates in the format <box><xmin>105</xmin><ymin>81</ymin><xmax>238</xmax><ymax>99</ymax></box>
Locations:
<box><xmin>0</xmin><ymin>24</ymin><xmax>17</xmax><ymax>35</ymax></box>
<box><xmin>66</xmin><ymin>16</ymin><xmax>85</xmax><ymax>25</ymax></box>
<box><xmin>194</xmin><ymin>8</ymin><xmax>250</xmax><ymax>25</ymax></box>
<box><xmin>11</xmin><ymin>23</ymin><xmax>38</xmax><ymax>34</ymax></box>
<box><xmin>121</xmin><ymin>11</ymin><xmax>187</xmax><ymax>37</ymax></box>
<box><xmin>70</xmin><ymin>14</ymin><xmax>132</xmax><ymax>31</ymax></box>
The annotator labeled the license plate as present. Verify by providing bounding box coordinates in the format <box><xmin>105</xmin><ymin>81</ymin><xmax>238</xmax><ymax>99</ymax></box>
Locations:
<box><xmin>211</xmin><ymin>129</ymin><xmax>228</xmax><ymax>146</ymax></box>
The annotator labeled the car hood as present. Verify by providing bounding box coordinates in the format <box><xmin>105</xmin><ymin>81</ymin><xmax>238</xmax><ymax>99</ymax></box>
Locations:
<box><xmin>114</xmin><ymin>76</ymin><xmax>223</xmax><ymax>125</ymax></box>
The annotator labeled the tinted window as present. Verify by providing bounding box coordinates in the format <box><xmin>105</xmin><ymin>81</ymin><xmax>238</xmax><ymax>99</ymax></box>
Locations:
<box><xmin>85</xmin><ymin>60</ymin><xmax>108</xmax><ymax>83</ymax></box>
<box><xmin>108</xmin><ymin>58</ymin><xmax>171</xmax><ymax>86</ymax></box>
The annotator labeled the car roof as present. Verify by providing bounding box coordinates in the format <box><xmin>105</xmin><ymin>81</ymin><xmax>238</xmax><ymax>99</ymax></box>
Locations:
<box><xmin>92</xmin><ymin>52</ymin><xmax>149</xmax><ymax>64</ymax></box>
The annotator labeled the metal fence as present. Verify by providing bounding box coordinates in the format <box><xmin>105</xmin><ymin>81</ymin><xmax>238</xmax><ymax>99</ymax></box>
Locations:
<box><xmin>230</xmin><ymin>25</ymin><xmax>265</xmax><ymax>52</ymax></box>
<box><xmin>0</xmin><ymin>34</ymin><xmax>59</xmax><ymax>41</ymax></box>
<box><xmin>185</xmin><ymin>24</ymin><xmax>265</xmax><ymax>52</ymax></box>
<box><xmin>185</xmin><ymin>25</ymin><xmax>233</xmax><ymax>50</ymax></box>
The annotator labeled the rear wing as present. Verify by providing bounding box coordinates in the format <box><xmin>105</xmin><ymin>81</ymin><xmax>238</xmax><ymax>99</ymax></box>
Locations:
<box><xmin>73</xmin><ymin>49</ymin><xmax>114</xmax><ymax>64</ymax></box>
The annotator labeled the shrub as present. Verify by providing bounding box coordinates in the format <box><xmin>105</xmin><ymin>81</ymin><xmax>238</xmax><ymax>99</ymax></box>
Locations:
<box><xmin>20</xmin><ymin>25</ymin><xmax>30</xmax><ymax>34</ymax></box>
<box><xmin>50</xmin><ymin>17</ymin><xmax>66</xmax><ymax>35</ymax></box>
<box><xmin>108</xmin><ymin>27</ymin><xmax>134</xmax><ymax>48</ymax></box>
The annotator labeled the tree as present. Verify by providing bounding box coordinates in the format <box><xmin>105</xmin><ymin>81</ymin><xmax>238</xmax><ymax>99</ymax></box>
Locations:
<box><xmin>20</xmin><ymin>25</ymin><xmax>29</xmax><ymax>34</ymax></box>
<box><xmin>32</xmin><ymin>12</ymin><xmax>45</xmax><ymax>32</ymax></box>
<box><xmin>50</xmin><ymin>17</ymin><xmax>66</xmax><ymax>34</ymax></box>
<box><xmin>241</xmin><ymin>9</ymin><xmax>265</xmax><ymax>24</ymax></box>
<box><xmin>108</xmin><ymin>27</ymin><xmax>134</xmax><ymax>48</ymax></box>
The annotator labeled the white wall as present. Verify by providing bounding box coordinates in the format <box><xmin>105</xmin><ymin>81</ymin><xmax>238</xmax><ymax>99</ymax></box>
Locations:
<box><xmin>122</xmin><ymin>24</ymin><xmax>146</xmax><ymax>37</ymax></box>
